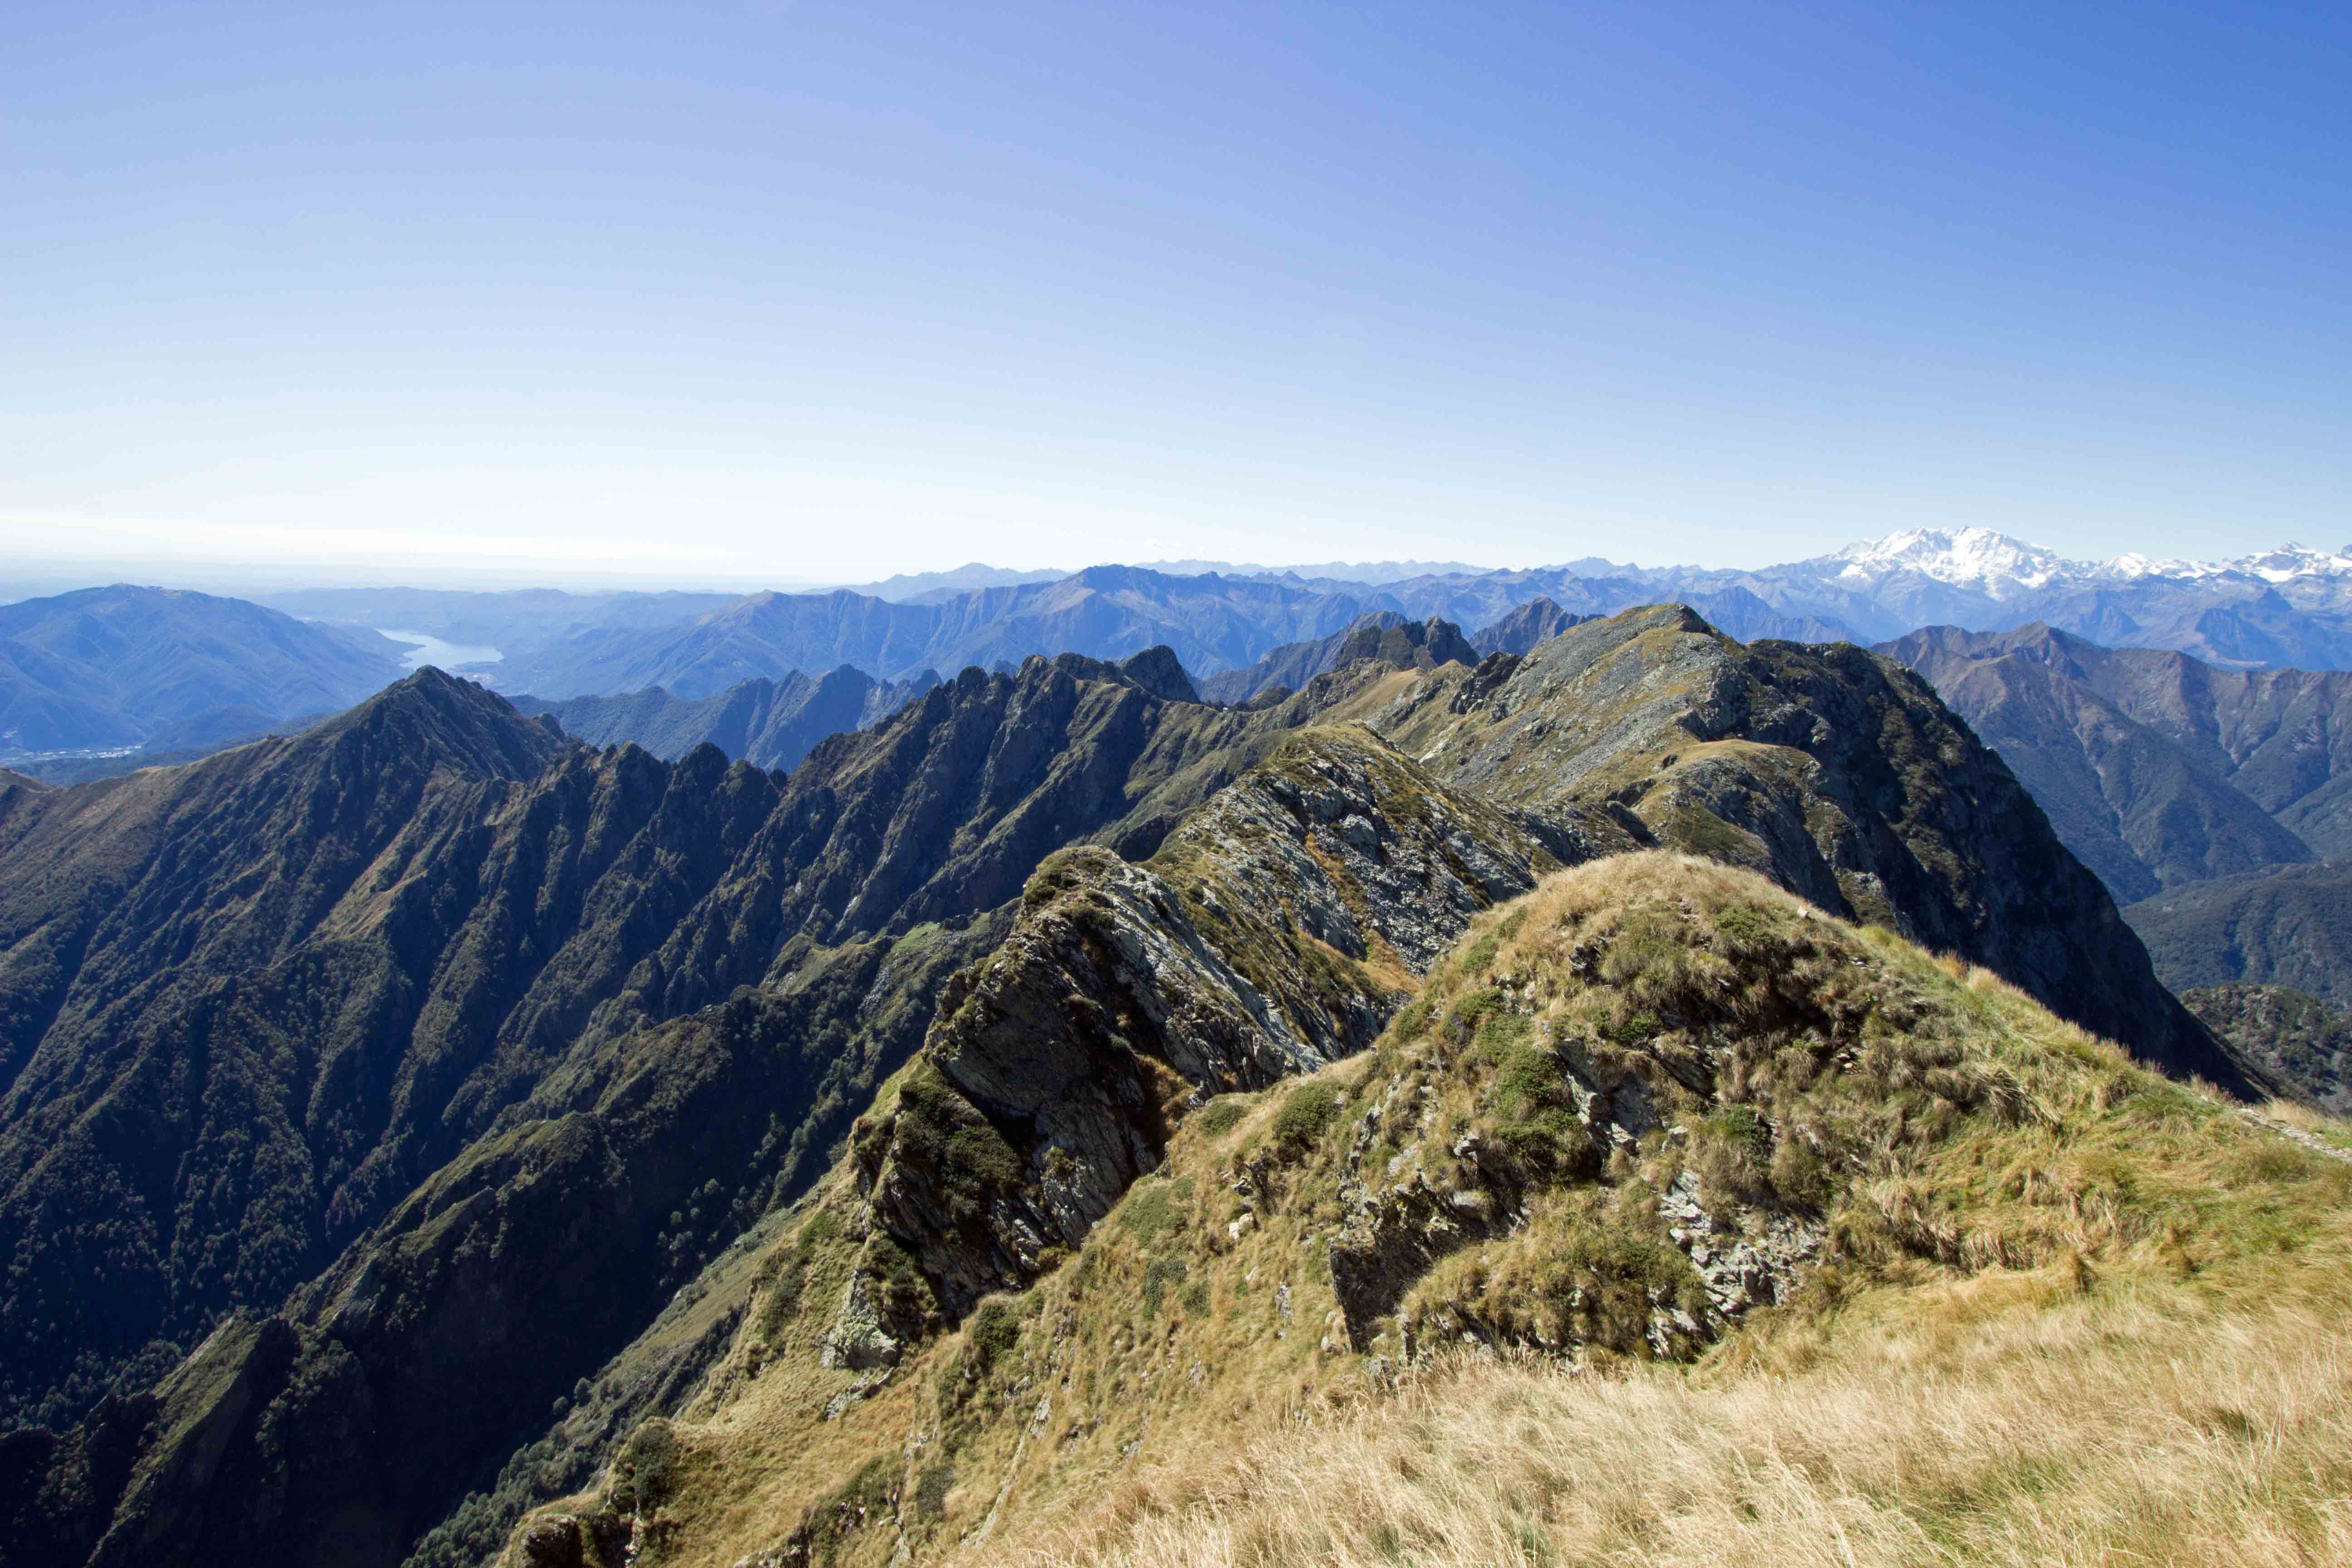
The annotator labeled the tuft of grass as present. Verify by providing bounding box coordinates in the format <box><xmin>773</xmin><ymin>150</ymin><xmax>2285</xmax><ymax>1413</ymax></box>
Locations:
<box><xmin>1193</xmin><ymin>1098</ymin><xmax>1248</xmax><ymax>1139</ymax></box>
<box><xmin>1271</xmin><ymin>1082</ymin><xmax>1341</xmax><ymax>1153</ymax></box>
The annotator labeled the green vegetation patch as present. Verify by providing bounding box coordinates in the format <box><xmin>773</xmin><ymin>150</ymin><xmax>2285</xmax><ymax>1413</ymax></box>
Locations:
<box><xmin>1274</xmin><ymin>1081</ymin><xmax>1343</xmax><ymax>1153</ymax></box>
<box><xmin>1120</xmin><ymin>1175</ymin><xmax>1196</xmax><ymax>1250</ymax></box>
<box><xmin>1194</xmin><ymin>1098</ymin><xmax>1248</xmax><ymax>1139</ymax></box>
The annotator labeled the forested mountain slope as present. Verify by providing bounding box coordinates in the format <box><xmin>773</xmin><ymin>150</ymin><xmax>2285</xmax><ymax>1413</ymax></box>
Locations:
<box><xmin>2183</xmin><ymin>983</ymin><xmax>2352</xmax><ymax>1113</ymax></box>
<box><xmin>2126</xmin><ymin>863</ymin><xmax>2352</xmax><ymax>1011</ymax></box>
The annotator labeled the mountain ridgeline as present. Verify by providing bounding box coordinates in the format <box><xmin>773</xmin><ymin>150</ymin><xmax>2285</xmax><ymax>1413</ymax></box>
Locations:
<box><xmin>264</xmin><ymin>529</ymin><xmax>2352</xmax><ymax>708</ymax></box>
<box><xmin>0</xmin><ymin>585</ymin><xmax>408</xmax><ymax>755</ymax></box>
<box><xmin>0</xmin><ymin>605</ymin><xmax>2259</xmax><ymax>1568</ymax></box>
<box><xmin>1197</xmin><ymin>612</ymin><xmax>1479</xmax><ymax>705</ymax></box>
<box><xmin>508</xmin><ymin>666</ymin><xmax>944</xmax><ymax>774</ymax></box>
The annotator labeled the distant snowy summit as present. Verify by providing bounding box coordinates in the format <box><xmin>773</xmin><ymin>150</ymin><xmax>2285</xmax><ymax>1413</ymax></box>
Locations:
<box><xmin>1822</xmin><ymin>526</ymin><xmax>2352</xmax><ymax>598</ymax></box>
<box><xmin>1830</xmin><ymin>527</ymin><xmax>2071</xmax><ymax>596</ymax></box>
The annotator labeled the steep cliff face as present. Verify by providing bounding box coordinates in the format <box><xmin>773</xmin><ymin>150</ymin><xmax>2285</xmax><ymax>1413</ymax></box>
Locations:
<box><xmin>1323</xmin><ymin>607</ymin><xmax>2252</xmax><ymax>1092</ymax></box>
<box><xmin>843</xmin><ymin>727</ymin><xmax>1562</xmax><ymax>1336</ymax></box>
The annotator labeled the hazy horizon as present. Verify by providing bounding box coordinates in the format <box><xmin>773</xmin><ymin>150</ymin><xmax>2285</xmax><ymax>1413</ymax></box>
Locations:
<box><xmin>7</xmin><ymin>522</ymin><xmax>2347</xmax><ymax>607</ymax></box>
<box><xmin>10</xmin><ymin>3</ymin><xmax>2347</xmax><ymax>586</ymax></box>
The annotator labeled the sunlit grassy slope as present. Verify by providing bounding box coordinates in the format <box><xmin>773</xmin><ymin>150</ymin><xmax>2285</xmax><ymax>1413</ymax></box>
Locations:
<box><xmin>524</xmin><ymin>853</ymin><xmax>2352</xmax><ymax>1568</ymax></box>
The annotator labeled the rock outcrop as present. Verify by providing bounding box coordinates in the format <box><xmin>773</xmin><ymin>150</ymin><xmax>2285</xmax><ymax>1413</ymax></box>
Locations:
<box><xmin>842</xmin><ymin>728</ymin><xmax>1563</xmax><ymax>1327</ymax></box>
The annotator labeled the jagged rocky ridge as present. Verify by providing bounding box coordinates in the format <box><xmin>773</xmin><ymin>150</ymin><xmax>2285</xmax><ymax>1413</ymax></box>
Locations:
<box><xmin>0</xmin><ymin>605</ymin><xmax>2263</xmax><ymax>1568</ymax></box>
<box><xmin>1469</xmin><ymin>596</ymin><xmax>1591</xmax><ymax>657</ymax></box>
<box><xmin>1320</xmin><ymin>607</ymin><xmax>2244</xmax><ymax>1089</ymax></box>
<box><xmin>1196</xmin><ymin>613</ymin><xmax>1477</xmax><ymax>705</ymax></box>
<box><xmin>0</xmin><ymin>648</ymin><xmax>1348</xmax><ymax>1568</ymax></box>
<box><xmin>509</xmin><ymin>666</ymin><xmax>943</xmax><ymax>774</ymax></box>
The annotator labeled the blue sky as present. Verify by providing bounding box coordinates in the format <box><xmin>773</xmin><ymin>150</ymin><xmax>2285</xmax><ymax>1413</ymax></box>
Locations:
<box><xmin>5</xmin><ymin>1</ymin><xmax>2347</xmax><ymax>586</ymax></box>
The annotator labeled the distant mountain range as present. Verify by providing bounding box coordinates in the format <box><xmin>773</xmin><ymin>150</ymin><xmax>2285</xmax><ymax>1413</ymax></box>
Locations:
<box><xmin>24</xmin><ymin>525</ymin><xmax>2352</xmax><ymax>805</ymax></box>
<box><xmin>1879</xmin><ymin>620</ymin><xmax>2352</xmax><ymax>1028</ymax></box>
<box><xmin>510</xmin><ymin>666</ymin><xmax>943</xmax><ymax>774</ymax></box>
<box><xmin>0</xmin><ymin>585</ymin><xmax>407</xmax><ymax>755</ymax></box>
<box><xmin>1879</xmin><ymin>622</ymin><xmax>2352</xmax><ymax>902</ymax></box>
<box><xmin>1197</xmin><ymin>612</ymin><xmax>1479</xmax><ymax>705</ymax></box>
<box><xmin>232</xmin><ymin>528</ymin><xmax>2352</xmax><ymax>708</ymax></box>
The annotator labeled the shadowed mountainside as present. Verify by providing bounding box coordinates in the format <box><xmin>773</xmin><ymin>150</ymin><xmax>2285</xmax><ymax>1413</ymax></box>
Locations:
<box><xmin>1880</xmin><ymin>623</ymin><xmax>2352</xmax><ymax>901</ymax></box>
<box><xmin>1469</xmin><ymin>596</ymin><xmax>1591</xmax><ymax>657</ymax></box>
<box><xmin>2126</xmin><ymin>862</ymin><xmax>2352</xmax><ymax>1011</ymax></box>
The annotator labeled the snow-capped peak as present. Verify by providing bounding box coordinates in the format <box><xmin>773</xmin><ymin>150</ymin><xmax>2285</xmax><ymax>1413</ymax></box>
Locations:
<box><xmin>1832</xmin><ymin>527</ymin><xmax>2074</xmax><ymax>596</ymax></box>
<box><xmin>2096</xmin><ymin>551</ymin><xmax>2218</xmax><ymax>581</ymax></box>
<box><xmin>2234</xmin><ymin>543</ymin><xmax>2352</xmax><ymax>583</ymax></box>
<box><xmin>1824</xmin><ymin>529</ymin><xmax>2352</xmax><ymax>596</ymax></box>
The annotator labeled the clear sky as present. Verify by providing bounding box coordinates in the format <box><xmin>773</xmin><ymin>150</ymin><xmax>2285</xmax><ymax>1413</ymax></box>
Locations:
<box><xmin>5</xmin><ymin>1</ymin><xmax>2347</xmax><ymax>587</ymax></box>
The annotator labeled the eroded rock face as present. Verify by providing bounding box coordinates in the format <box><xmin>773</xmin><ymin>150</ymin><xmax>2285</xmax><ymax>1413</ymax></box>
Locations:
<box><xmin>1656</xmin><ymin>1172</ymin><xmax>1823</xmax><ymax>1321</ymax></box>
<box><xmin>845</xmin><ymin>728</ymin><xmax>1564</xmax><ymax>1322</ymax></box>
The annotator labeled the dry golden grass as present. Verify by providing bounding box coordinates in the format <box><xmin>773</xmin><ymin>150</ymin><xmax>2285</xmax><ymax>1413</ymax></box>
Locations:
<box><xmin>1004</xmin><ymin>1273</ymin><xmax>2352</xmax><ymax>1568</ymax></box>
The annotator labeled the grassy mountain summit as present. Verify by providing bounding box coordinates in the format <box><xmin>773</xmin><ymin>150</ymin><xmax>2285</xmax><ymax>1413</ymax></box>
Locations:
<box><xmin>495</xmin><ymin>854</ymin><xmax>2352</xmax><ymax>1568</ymax></box>
<box><xmin>1320</xmin><ymin>608</ymin><xmax>2242</xmax><ymax>1088</ymax></box>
